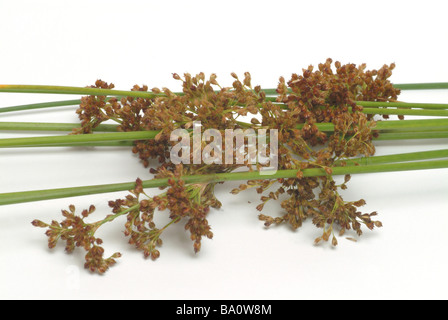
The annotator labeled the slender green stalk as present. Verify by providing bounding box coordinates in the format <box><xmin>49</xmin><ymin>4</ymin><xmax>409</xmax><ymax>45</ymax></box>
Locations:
<box><xmin>0</xmin><ymin>141</ymin><xmax>135</xmax><ymax>148</ymax></box>
<box><xmin>336</xmin><ymin>149</ymin><xmax>448</xmax><ymax>166</ymax></box>
<box><xmin>374</xmin><ymin>131</ymin><xmax>448</xmax><ymax>140</ymax></box>
<box><xmin>393</xmin><ymin>83</ymin><xmax>448</xmax><ymax>90</ymax></box>
<box><xmin>0</xmin><ymin>131</ymin><xmax>157</xmax><ymax>148</ymax></box>
<box><xmin>1</xmin><ymin>158</ymin><xmax>447</xmax><ymax>206</ymax></box>
<box><xmin>353</xmin><ymin>107</ymin><xmax>448</xmax><ymax>117</ymax></box>
<box><xmin>356</xmin><ymin>101</ymin><xmax>448</xmax><ymax>110</ymax></box>
<box><xmin>0</xmin><ymin>122</ymin><xmax>118</xmax><ymax>132</ymax></box>
<box><xmin>0</xmin><ymin>84</ymin><xmax>159</xmax><ymax>99</ymax></box>
<box><xmin>372</xmin><ymin>118</ymin><xmax>448</xmax><ymax>131</ymax></box>
<box><xmin>0</xmin><ymin>99</ymin><xmax>81</xmax><ymax>114</ymax></box>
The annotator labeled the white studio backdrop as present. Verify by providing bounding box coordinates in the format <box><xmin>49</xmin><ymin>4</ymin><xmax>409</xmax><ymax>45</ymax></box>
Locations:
<box><xmin>0</xmin><ymin>0</ymin><xmax>448</xmax><ymax>299</ymax></box>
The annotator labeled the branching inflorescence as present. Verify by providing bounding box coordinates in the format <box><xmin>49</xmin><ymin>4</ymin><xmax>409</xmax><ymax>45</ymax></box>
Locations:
<box><xmin>32</xmin><ymin>58</ymin><xmax>401</xmax><ymax>273</ymax></box>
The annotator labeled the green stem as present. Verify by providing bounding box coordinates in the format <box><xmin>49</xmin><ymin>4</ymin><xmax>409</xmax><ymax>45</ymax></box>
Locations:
<box><xmin>372</xmin><ymin>118</ymin><xmax>448</xmax><ymax>131</ymax></box>
<box><xmin>0</xmin><ymin>141</ymin><xmax>135</xmax><ymax>148</ymax></box>
<box><xmin>0</xmin><ymin>84</ymin><xmax>159</xmax><ymax>99</ymax></box>
<box><xmin>335</xmin><ymin>148</ymin><xmax>448</xmax><ymax>166</ymax></box>
<box><xmin>374</xmin><ymin>131</ymin><xmax>448</xmax><ymax>140</ymax></box>
<box><xmin>356</xmin><ymin>101</ymin><xmax>448</xmax><ymax>110</ymax></box>
<box><xmin>0</xmin><ymin>99</ymin><xmax>82</xmax><ymax>114</ymax></box>
<box><xmin>0</xmin><ymin>131</ymin><xmax>157</xmax><ymax>148</ymax></box>
<box><xmin>1</xmin><ymin>158</ymin><xmax>447</xmax><ymax>206</ymax></box>
<box><xmin>357</xmin><ymin>107</ymin><xmax>448</xmax><ymax>117</ymax></box>
<box><xmin>0</xmin><ymin>121</ymin><xmax>118</xmax><ymax>132</ymax></box>
<box><xmin>393</xmin><ymin>83</ymin><xmax>448</xmax><ymax>90</ymax></box>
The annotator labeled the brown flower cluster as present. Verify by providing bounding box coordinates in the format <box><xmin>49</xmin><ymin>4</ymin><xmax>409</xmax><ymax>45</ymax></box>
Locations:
<box><xmin>72</xmin><ymin>80</ymin><xmax>115</xmax><ymax>134</ymax></box>
<box><xmin>235</xmin><ymin>59</ymin><xmax>394</xmax><ymax>245</ymax></box>
<box><xmin>32</xmin><ymin>205</ymin><xmax>121</xmax><ymax>274</ymax></box>
<box><xmin>33</xmin><ymin>59</ymin><xmax>400</xmax><ymax>273</ymax></box>
<box><xmin>155</xmin><ymin>165</ymin><xmax>219</xmax><ymax>254</ymax></box>
<box><xmin>276</xmin><ymin>58</ymin><xmax>400</xmax><ymax>122</ymax></box>
<box><xmin>107</xmin><ymin>166</ymin><xmax>221</xmax><ymax>262</ymax></box>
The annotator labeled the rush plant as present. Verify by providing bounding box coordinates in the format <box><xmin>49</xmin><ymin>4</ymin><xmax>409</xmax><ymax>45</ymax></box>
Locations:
<box><xmin>1</xmin><ymin>58</ymin><xmax>447</xmax><ymax>274</ymax></box>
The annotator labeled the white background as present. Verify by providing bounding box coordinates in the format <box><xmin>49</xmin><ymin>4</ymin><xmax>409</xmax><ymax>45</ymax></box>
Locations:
<box><xmin>1</xmin><ymin>0</ymin><xmax>448</xmax><ymax>300</ymax></box>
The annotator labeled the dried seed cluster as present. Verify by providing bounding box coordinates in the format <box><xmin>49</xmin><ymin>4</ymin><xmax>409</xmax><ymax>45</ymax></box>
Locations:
<box><xmin>250</xmin><ymin>59</ymin><xmax>395</xmax><ymax>244</ymax></box>
<box><xmin>33</xmin><ymin>59</ymin><xmax>399</xmax><ymax>273</ymax></box>
<box><xmin>32</xmin><ymin>205</ymin><xmax>121</xmax><ymax>273</ymax></box>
